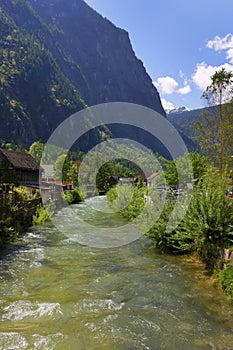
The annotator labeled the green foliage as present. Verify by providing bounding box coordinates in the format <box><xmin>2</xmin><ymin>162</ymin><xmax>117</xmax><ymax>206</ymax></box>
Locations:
<box><xmin>63</xmin><ymin>187</ymin><xmax>84</xmax><ymax>204</ymax></box>
<box><xmin>29</xmin><ymin>141</ymin><xmax>44</xmax><ymax>163</ymax></box>
<box><xmin>146</xmin><ymin>200</ymin><xmax>177</xmax><ymax>252</ymax></box>
<box><xmin>0</xmin><ymin>140</ymin><xmax>25</xmax><ymax>151</ymax></box>
<box><xmin>107</xmin><ymin>184</ymin><xmax>145</xmax><ymax>219</ymax></box>
<box><xmin>217</xmin><ymin>265</ymin><xmax>233</xmax><ymax>302</ymax></box>
<box><xmin>53</xmin><ymin>154</ymin><xmax>73</xmax><ymax>182</ymax></box>
<box><xmin>176</xmin><ymin>168</ymin><xmax>233</xmax><ymax>267</ymax></box>
<box><xmin>202</xmin><ymin>68</ymin><xmax>233</xmax><ymax>106</ymax></box>
<box><xmin>96</xmin><ymin>162</ymin><xmax>114</xmax><ymax>193</ymax></box>
<box><xmin>122</xmin><ymin>186</ymin><xmax>145</xmax><ymax>220</ymax></box>
<box><xmin>0</xmin><ymin>224</ymin><xmax>19</xmax><ymax>241</ymax></box>
<box><xmin>14</xmin><ymin>187</ymin><xmax>33</xmax><ymax>201</ymax></box>
<box><xmin>106</xmin><ymin>187</ymin><xmax>118</xmax><ymax>203</ymax></box>
<box><xmin>109</xmin><ymin>163</ymin><xmax>233</xmax><ymax>270</ymax></box>
<box><xmin>32</xmin><ymin>204</ymin><xmax>53</xmax><ymax>225</ymax></box>
<box><xmin>196</xmin><ymin>68</ymin><xmax>233</xmax><ymax>172</ymax></box>
<box><xmin>163</xmin><ymin>152</ymin><xmax>206</xmax><ymax>188</ymax></box>
<box><xmin>0</xmin><ymin>2</ymin><xmax>86</xmax><ymax>146</ymax></box>
<box><xmin>0</xmin><ymin>221</ymin><xmax>20</xmax><ymax>250</ymax></box>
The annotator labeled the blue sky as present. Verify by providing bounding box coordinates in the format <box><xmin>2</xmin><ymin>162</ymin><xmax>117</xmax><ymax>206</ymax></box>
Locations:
<box><xmin>85</xmin><ymin>0</ymin><xmax>233</xmax><ymax>111</ymax></box>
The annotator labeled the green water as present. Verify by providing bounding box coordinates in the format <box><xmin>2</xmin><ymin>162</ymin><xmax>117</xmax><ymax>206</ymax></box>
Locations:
<box><xmin>0</xmin><ymin>196</ymin><xmax>233</xmax><ymax>350</ymax></box>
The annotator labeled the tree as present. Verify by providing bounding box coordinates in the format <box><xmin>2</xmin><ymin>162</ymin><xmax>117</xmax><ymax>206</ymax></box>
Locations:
<box><xmin>195</xmin><ymin>68</ymin><xmax>233</xmax><ymax>172</ymax></box>
<box><xmin>29</xmin><ymin>141</ymin><xmax>44</xmax><ymax>163</ymax></box>
<box><xmin>164</xmin><ymin>152</ymin><xmax>206</xmax><ymax>188</ymax></box>
<box><xmin>53</xmin><ymin>154</ymin><xmax>73</xmax><ymax>182</ymax></box>
<box><xmin>202</xmin><ymin>68</ymin><xmax>233</xmax><ymax>106</ymax></box>
<box><xmin>96</xmin><ymin>161</ymin><xmax>114</xmax><ymax>193</ymax></box>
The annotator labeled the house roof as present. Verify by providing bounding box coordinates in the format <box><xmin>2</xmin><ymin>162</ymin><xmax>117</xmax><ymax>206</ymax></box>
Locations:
<box><xmin>147</xmin><ymin>171</ymin><xmax>161</xmax><ymax>181</ymax></box>
<box><xmin>0</xmin><ymin>149</ymin><xmax>40</xmax><ymax>171</ymax></box>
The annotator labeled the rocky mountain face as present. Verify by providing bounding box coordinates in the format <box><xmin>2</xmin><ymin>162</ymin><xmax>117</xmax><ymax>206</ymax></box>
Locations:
<box><xmin>0</xmin><ymin>0</ymin><xmax>165</xmax><ymax>151</ymax></box>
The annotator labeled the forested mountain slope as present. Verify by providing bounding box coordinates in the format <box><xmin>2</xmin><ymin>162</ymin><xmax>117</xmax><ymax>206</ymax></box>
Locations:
<box><xmin>0</xmin><ymin>0</ymin><xmax>165</xmax><ymax>150</ymax></box>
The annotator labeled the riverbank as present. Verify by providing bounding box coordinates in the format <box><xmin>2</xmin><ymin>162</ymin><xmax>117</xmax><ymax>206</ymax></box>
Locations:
<box><xmin>0</xmin><ymin>197</ymin><xmax>42</xmax><ymax>250</ymax></box>
<box><xmin>106</xmin><ymin>172</ymin><xmax>233</xmax><ymax>303</ymax></box>
<box><xmin>0</xmin><ymin>185</ymin><xmax>84</xmax><ymax>250</ymax></box>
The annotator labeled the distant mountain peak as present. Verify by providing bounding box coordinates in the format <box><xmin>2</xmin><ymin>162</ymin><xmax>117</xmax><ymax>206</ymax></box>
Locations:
<box><xmin>166</xmin><ymin>106</ymin><xmax>190</xmax><ymax>115</ymax></box>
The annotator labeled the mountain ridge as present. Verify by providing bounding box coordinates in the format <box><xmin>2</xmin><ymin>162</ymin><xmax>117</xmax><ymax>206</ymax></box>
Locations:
<box><xmin>0</xmin><ymin>0</ymin><xmax>165</xmax><ymax>151</ymax></box>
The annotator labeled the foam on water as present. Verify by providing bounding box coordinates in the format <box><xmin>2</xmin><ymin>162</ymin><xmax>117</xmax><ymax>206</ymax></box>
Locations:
<box><xmin>1</xmin><ymin>301</ymin><xmax>62</xmax><ymax>321</ymax></box>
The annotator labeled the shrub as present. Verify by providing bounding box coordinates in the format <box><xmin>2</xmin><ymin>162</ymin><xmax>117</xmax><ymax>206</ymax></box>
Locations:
<box><xmin>217</xmin><ymin>266</ymin><xmax>233</xmax><ymax>302</ymax></box>
<box><xmin>33</xmin><ymin>205</ymin><xmax>53</xmax><ymax>225</ymax></box>
<box><xmin>106</xmin><ymin>187</ymin><xmax>118</xmax><ymax>204</ymax></box>
<box><xmin>179</xmin><ymin>168</ymin><xmax>233</xmax><ymax>268</ymax></box>
<box><xmin>63</xmin><ymin>187</ymin><xmax>84</xmax><ymax>204</ymax></box>
<box><xmin>146</xmin><ymin>200</ymin><xmax>177</xmax><ymax>252</ymax></box>
<box><xmin>0</xmin><ymin>225</ymin><xmax>19</xmax><ymax>245</ymax></box>
<box><xmin>107</xmin><ymin>184</ymin><xmax>145</xmax><ymax>220</ymax></box>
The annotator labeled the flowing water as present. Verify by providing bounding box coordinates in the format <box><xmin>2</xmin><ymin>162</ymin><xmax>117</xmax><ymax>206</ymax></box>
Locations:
<box><xmin>0</xmin><ymin>197</ymin><xmax>233</xmax><ymax>350</ymax></box>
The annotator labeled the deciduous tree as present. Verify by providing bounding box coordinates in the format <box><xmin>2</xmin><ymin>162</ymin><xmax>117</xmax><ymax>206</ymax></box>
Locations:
<box><xmin>195</xmin><ymin>68</ymin><xmax>233</xmax><ymax>172</ymax></box>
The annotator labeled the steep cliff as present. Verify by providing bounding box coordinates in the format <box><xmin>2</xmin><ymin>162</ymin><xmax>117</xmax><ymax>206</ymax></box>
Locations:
<box><xmin>0</xmin><ymin>0</ymin><xmax>165</xmax><ymax>149</ymax></box>
<box><xmin>29</xmin><ymin>0</ymin><xmax>164</xmax><ymax>112</ymax></box>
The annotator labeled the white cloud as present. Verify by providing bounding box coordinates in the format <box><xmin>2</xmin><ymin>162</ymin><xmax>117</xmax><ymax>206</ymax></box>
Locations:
<box><xmin>192</xmin><ymin>61</ymin><xmax>233</xmax><ymax>90</ymax></box>
<box><xmin>154</xmin><ymin>75</ymin><xmax>191</xmax><ymax>96</ymax></box>
<box><xmin>206</xmin><ymin>33</ymin><xmax>233</xmax><ymax>64</ymax></box>
<box><xmin>153</xmin><ymin>76</ymin><xmax>178</xmax><ymax>94</ymax></box>
<box><xmin>177</xmin><ymin>85</ymin><xmax>191</xmax><ymax>95</ymax></box>
<box><xmin>207</xmin><ymin>33</ymin><xmax>233</xmax><ymax>51</ymax></box>
<box><xmin>161</xmin><ymin>98</ymin><xmax>175</xmax><ymax>110</ymax></box>
<box><xmin>192</xmin><ymin>62</ymin><xmax>215</xmax><ymax>90</ymax></box>
<box><xmin>179</xmin><ymin>70</ymin><xmax>189</xmax><ymax>86</ymax></box>
<box><xmin>226</xmin><ymin>48</ymin><xmax>233</xmax><ymax>64</ymax></box>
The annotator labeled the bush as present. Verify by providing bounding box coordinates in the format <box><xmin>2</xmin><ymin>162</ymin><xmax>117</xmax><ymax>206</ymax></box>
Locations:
<box><xmin>106</xmin><ymin>187</ymin><xmax>118</xmax><ymax>204</ymax></box>
<box><xmin>217</xmin><ymin>266</ymin><xmax>233</xmax><ymax>302</ymax></box>
<box><xmin>0</xmin><ymin>224</ymin><xmax>19</xmax><ymax>248</ymax></box>
<box><xmin>107</xmin><ymin>184</ymin><xmax>145</xmax><ymax>220</ymax></box>
<box><xmin>146</xmin><ymin>200</ymin><xmax>177</xmax><ymax>252</ymax></box>
<box><xmin>179</xmin><ymin>168</ymin><xmax>233</xmax><ymax>268</ymax></box>
<box><xmin>108</xmin><ymin>167</ymin><xmax>233</xmax><ymax>270</ymax></box>
<box><xmin>14</xmin><ymin>187</ymin><xmax>33</xmax><ymax>201</ymax></box>
<box><xmin>63</xmin><ymin>187</ymin><xmax>84</xmax><ymax>204</ymax></box>
<box><xmin>33</xmin><ymin>205</ymin><xmax>53</xmax><ymax>225</ymax></box>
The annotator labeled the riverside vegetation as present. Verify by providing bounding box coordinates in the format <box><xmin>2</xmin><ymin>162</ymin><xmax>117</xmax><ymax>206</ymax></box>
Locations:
<box><xmin>107</xmin><ymin>161</ymin><xmax>233</xmax><ymax>302</ymax></box>
<box><xmin>0</xmin><ymin>187</ymin><xmax>41</xmax><ymax>250</ymax></box>
<box><xmin>107</xmin><ymin>68</ymin><xmax>233</xmax><ymax>302</ymax></box>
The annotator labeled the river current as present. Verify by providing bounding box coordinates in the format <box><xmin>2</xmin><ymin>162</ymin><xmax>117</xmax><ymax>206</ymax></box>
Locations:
<box><xmin>0</xmin><ymin>196</ymin><xmax>233</xmax><ymax>349</ymax></box>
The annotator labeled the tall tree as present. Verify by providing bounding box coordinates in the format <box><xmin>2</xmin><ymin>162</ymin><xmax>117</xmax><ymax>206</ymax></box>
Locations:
<box><xmin>53</xmin><ymin>154</ymin><xmax>73</xmax><ymax>182</ymax></box>
<box><xmin>195</xmin><ymin>68</ymin><xmax>233</xmax><ymax>172</ymax></box>
<box><xmin>29</xmin><ymin>141</ymin><xmax>44</xmax><ymax>163</ymax></box>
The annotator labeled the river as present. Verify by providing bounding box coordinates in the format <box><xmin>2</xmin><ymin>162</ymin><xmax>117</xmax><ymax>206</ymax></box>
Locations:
<box><xmin>0</xmin><ymin>197</ymin><xmax>233</xmax><ymax>349</ymax></box>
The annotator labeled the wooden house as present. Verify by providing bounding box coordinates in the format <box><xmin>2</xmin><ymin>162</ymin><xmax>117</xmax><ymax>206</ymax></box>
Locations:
<box><xmin>0</xmin><ymin>149</ymin><xmax>40</xmax><ymax>187</ymax></box>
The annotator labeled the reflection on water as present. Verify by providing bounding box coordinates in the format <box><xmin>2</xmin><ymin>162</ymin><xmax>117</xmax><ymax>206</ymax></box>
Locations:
<box><xmin>0</xmin><ymin>197</ymin><xmax>233</xmax><ymax>349</ymax></box>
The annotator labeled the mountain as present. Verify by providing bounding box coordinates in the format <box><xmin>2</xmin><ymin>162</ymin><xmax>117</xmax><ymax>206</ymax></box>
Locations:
<box><xmin>166</xmin><ymin>106</ymin><xmax>190</xmax><ymax>115</ymax></box>
<box><xmin>167</xmin><ymin>105</ymin><xmax>219</xmax><ymax>139</ymax></box>
<box><xmin>0</xmin><ymin>0</ymin><xmax>165</xmax><ymax>150</ymax></box>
